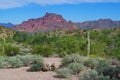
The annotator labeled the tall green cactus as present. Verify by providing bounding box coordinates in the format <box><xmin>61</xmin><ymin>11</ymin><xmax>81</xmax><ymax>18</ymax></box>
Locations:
<box><xmin>87</xmin><ymin>31</ymin><xmax>90</xmax><ymax>56</ymax></box>
<box><xmin>2</xmin><ymin>38</ymin><xmax>5</xmax><ymax>54</ymax></box>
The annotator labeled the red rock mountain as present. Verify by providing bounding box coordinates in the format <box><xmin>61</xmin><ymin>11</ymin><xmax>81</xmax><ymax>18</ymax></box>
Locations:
<box><xmin>13</xmin><ymin>13</ymin><xmax>77</xmax><ymax>32</ymax></box>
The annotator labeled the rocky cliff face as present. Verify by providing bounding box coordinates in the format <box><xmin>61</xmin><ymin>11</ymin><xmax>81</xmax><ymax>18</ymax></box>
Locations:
<box><xmin>13</xmin><ymin>13</ymin><xmax>76</xmax><ymax>32</ymax></box>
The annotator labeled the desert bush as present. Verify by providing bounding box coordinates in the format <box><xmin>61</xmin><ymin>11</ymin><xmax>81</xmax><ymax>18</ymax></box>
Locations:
<box><xmin>4</xmin><ymin>44</ymin><xmax>20</xmax><ymax>56</ymax></box>
<box><xmin>96</xmin><ymin>75</ymin><xmax>111</xmax><ymax>80</ymax></box>
<box><xmin>84</xmin><ymin>58</ymin><xmax>99</xmax><ymax>69</ymax></box>
<box><xmin>16</xmin><ymin>55</ymin><xmax>43</xmax><ymax>66</ymax></box>
<box><xmin>68</xmin><ymin>62</ymin><xmax>84</xmax><ymax>75</ymax></box>
<box><xmin>32</xmin><ymin>45</ymin><xmax>53</xmax><ymax>57</ymax></box>
<box><xmin>56</xmin><ymin>68</ymin><xmax>73</xmax><ymax>78</ymax></box>
<box><xmin>28</xmin><ymin>60</ymin><xmax>44</xmax><ymax>72</ymax></box>
<box><xmin>8</xmin><ymin>56</ymin><xmax>24</xmax><ymax>68</ymax></box>
<box><xmin>95</xmin><ymin>60</ymin><xmax>112</xmax><ymax>75</ymax></box>
<box><xmin>16</xmin><ymin>55</ymin><xmax>33</xmax><ymax>66</ymax></box>
<box><xmin>0</xmin><ymin>56</ymin><xmax>9</xmax><ymax>68</ymax></box>
<box><xmin>62</xmin><ymin>54</ymin><xmax>86</xmax><ymax>66</ymax></box>
<box><xmin>79</xmin><ymin>69</ymin><xmax>98</xmax><ymax>80</ymax></box>
<box><xmin>79</xmin><ymin>69</ymin><xmax>118</xmax><ymax>80</ymax></box>
<box><xmin>0</xmin><ymin>54</ymin><xmax>43</xmax><ymax>69</ymax></box>
<box><xmin>102</xmin><ymin>66</ymin><xmax>120</xmax><ymax>79</ymax></box>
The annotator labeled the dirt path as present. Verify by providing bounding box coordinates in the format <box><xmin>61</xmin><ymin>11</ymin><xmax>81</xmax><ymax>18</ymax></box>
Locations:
<box><xmin>0</xmin><ymin>58</ymin><xmax>63</xmax><ymax>80</ymax></box>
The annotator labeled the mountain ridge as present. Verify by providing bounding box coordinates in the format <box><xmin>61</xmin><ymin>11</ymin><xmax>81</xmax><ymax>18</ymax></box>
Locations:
<box><xmin>13</xmin><ymin>13</ymin><xmax>76</xmax><ymax>32</ymax></box>
<box><xmin>12</xmin><ymin>13</ymin><xmax>120</xmax><ymax>32</ymax></box>
<box><xmin>0</xmin><ymin>23</ymin><xmax>14</xmax><ymax>28</ymax></box>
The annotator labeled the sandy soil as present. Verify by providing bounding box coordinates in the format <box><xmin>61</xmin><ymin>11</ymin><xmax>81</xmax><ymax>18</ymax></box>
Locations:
<box><xmin>0</xmin><ymin>58</ymin><xmax>63</xmax><ymax>80</ymax></box>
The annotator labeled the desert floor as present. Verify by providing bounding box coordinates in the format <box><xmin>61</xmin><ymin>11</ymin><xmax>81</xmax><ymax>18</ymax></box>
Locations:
<box><xmin>0</xmin><ymin>58</ymin><xmax>65</xmax><ymax>80</ymax></box>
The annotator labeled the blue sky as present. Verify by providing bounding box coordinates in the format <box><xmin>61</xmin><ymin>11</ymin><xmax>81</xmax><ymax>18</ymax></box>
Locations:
<box><xmin>0</xmin><ymin>0</ymin><xmax>120</xmax><ymax>24</ymax></box>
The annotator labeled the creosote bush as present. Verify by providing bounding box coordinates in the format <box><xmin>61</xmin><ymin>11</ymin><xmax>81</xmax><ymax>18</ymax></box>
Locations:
<box><xmin>0</xmin><ymin>54</ymin><xmax>43</xmax><ymax>69</ymax></box>
<box><xmin>79</xmin><ymin>69</ymin><xmax>118</xmax><ymax>80</ymax></box>
<box><xmin>68</xmin><ymin>62</ymin><xmax>84</xmax><ymax>75</ymax></box>
<box><xmin>102</xmin><ymin>66</ymin><xmax>120</xmax><ymax>79</ymax></box>
<box><xmin>84</xmin><ymin>58</ymin><xmax>99</xmax><ymax>69</ymax></box>
<box><xmin>79</xmin><ymin>69</ymin><xmax>98</xmax><ymax>80</ymax></box>
<box><xmin>17</xmin><ymin>55</ymin><xmax>43</xmax><ymax>66</ymax></box>
<box><xmin>4</xmin><ymin>44</ymin><xmax>20</xmax><ymax>56</ymax></box>
<box><xmin>32</xmin><ymin>45</ymin><xmax>53</xmax><ymax>57</ymax></box>
<box><xmin>56</xmin><ymin>68</ymin><xmax>73</xmax><ymax>78</ymax></box>
<box><xmin>28</xmin><ymin>60</ymin><xmax>44</xmax><ymax>72</ymax></box>
<box><xmin>62</xmin><ymin>54</ymin><xmax>86</xmax><ymax>66</ymax></box>
<box><xmin>0</xmin><ymin>56</ymin><xmax>9</xmax><ymax>68</ymax></box>
<box><xmin>8</xmin><ymin>56</ymin><xmax>24</xmax><ymax>68</ymax></box>
<box><xmin>95</xmin><ymin>60</ymin><xmax>112</xmax><ymax>75</ymax></box>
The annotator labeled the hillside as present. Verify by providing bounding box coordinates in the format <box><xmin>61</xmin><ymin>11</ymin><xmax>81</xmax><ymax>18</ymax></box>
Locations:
<box><xmin>13</xmin><ymin>13</ymin><xmax>76</xmax><ymax>33</ymax></box>
<box><xmin>76</xmin><ymin>19</ymin><xmax>120</xmax><ymax>29</ymax></box>
<box><xmin>12</xmin><ymin>13</ymin><xmax>120</xmax><ymax>33</ymax></box>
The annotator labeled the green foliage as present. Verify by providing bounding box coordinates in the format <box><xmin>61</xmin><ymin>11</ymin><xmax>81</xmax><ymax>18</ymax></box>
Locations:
<box><xmin>84</xmin><ymin>58</ymin><xmax>99</xmax><ymax>69</ymax></box>
<box><xmin>56</xmin><ymin>68</ymin><xmax>73</xmax><ymax>78</ymax></box>
<box><xmin>28</xmin><ymin>60</ymin><xmax>44</xmax><ymax>72</ymax></box>
<box><xmin>96</xmin><ymin>75</ymin><xmax>111</xmax><ymax>80</ymax></box>
<box><xmin>95</xmin><ymin>60</ymin><xmax>112</xmax><ymax>75</ymax></box>
<box><xmin>0</xmin><ymin>55</ymin><xmax>43</xmax><ymax>69</ymax></box>
<box><xmin>79</xmin><ymin>69</ymin><xmax>98</xmax><ymax>80</ymax></box>
<box><xmin>13</xmin><ymin>31</ymin><xmax>30</xmax><ymax>43</ymax></box>
<box><xmin>4</xmin><ymin>44</ymin><xmax>20</xmax><ymax>56</ymax></box>
<box><xmin>1</xmin><ymin>28</ymin><xmax>120</xmax><ymax>59</ymax></box>
<box><xmin>32</xmin><ymin>45</ymin><xmax>53</xmax><ymax>57</ymax></box>
<box><xmin>8</xmin><ymin>56</ymin><xmax>24</xmax><ymax>68</ymax></box>
<box><xmin>62</xmin><ymin>54</ymin><xmax>86</xmax><ymax>66</ymax></box>
<box><xmin>67</xmin><ymin>62</ymin><xmax>84</xmax><ymax>75</ymax></box>
<box><xmin>56</xmin><ymin>36</ymin><xmax>86</xmax><ymax>56</ymax></box>
<box><xmin>79</xmin><ymin>69</ymin><xmax>115</xmax><ymax>80</ymax></box>
<box><xmin>0</xmin><ymin>56</ymin><xmax>9</xmax><ymax>68</ymax></box>
<box><xmin>15</xmin><ymin>55</ymin><xmax>43</xmax><ymax>66</ymax></box>
<box><xmin>102</xmin><ymin>66</ymin><xmax>120</xmax><ymax>79</ymax></box>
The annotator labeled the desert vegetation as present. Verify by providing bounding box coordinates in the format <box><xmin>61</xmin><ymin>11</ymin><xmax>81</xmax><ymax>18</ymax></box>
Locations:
<box><xmin>0</xmin><ymin>26</ymin><xmax>120</xmax><ymax>80</ymax></box>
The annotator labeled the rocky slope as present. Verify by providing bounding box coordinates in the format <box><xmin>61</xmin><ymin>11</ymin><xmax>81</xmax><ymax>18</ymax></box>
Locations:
<box><xmin>13</xmin><ymin>13</ymin><xmax>120</xmax><ymax>32</ymax></box>
<box><xmin>13</xmin><ymin>13</ymin><xmax>76</xmax><ymax>33</ymax></box>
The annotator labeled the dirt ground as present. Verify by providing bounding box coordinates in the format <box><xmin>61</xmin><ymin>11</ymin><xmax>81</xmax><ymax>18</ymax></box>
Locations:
<box><xmin>0</xmin><ymin>58</ymin><xmax>64</xmax><ymax>80</ymax></box>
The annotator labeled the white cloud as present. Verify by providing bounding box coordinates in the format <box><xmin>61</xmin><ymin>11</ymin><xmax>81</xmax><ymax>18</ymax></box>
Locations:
<box><xmin>0</xmin><ymin>0</ymin><xmax>120</xmax><ymax>9</ymax></box>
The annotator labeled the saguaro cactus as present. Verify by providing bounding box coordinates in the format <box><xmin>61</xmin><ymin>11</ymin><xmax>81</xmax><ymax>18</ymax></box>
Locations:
<box><xmin>2</xmin><ymin>38</ymin><xmax>5</xmax><ymax>54</ymax></box>
<box><xmin>87</xmin><ymin>31</ymin><xmax>90</xmax><ymax>56</ymax></box>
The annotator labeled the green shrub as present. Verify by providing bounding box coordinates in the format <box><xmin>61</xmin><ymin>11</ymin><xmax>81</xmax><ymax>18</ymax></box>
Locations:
<box><xmin>56</xmin><ymin>68</ymin><xmax>73</xmax><ymax>78</ymax></box>
<box><xmin>95</xmin><ymin>60</ymin><xmax>112</xmax><ymax>75</ymax></box>
<box><xmin>79</xmin><ymin>69</ymin><xmax>98</xmax><ymax>80</ymax></box>
<box><xmin>96</xmin><ymin>75</ymin><xmax>111</xmax><ymax>80</ymax></box>
<box><xmin>68</xmin><ymin>62</ymin><xmax>84</xmax><ymax>75</ymax></box>
<box><xmin>102</xmin><ymin>66</ymin><xmax>120</xmax><ymax>79</ymax></box>
<box><xmin>4</xmin><ymin>44</ymin><xmax>20</xmax><ymax>56</ymax></box>
<box><xmin>79</xmin><ymin>69</ymin><xmax>118</xmax><ymax>80</ymax></box>
<box><xmin>84</xmin><ymin>58</ymin><xmax>99</xmax><ymax>69</ymax></box>
<box><xmin>32</xmin><ymin>45</ymin><xmax>53</xmax><ymax>57</ymax></box>
<box><xmin>8</xmin><ymin>56</ymin><xmax>24</xmax><ymax>68</ymax></box>
<box><xmin>28</xmin><ymin>60</ymin><xmax>44</xmax><ymax>72</ymax></box>
<box><xmin>62</xmin><ymin>54</ymin><xmax>86</xmax><ymax>66</ymax></box>
<box><xmin>0</xmin><ymin>56</ymin><xmax>9</xmax><ymax>68</ymax></box>
<box><xmin>16</xmin><ymin>55</ymin><xmax>43</xmax><ymax>66</ymax></box>
<box><xmin>16</xmin><ymin>55</ymin><xmax>32</xmax><ymax>66</ymax></box>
